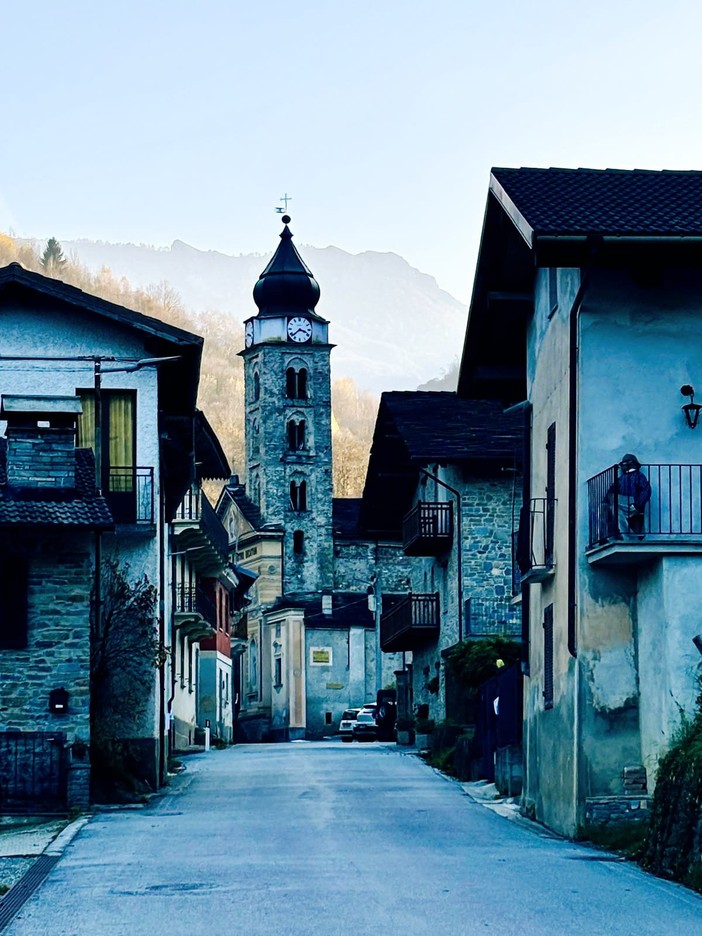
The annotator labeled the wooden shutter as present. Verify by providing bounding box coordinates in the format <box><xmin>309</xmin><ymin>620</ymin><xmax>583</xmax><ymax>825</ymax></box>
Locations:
<box><xmin>543</xmin><ymin>603</ymin><xmax>554</xmax><ymax>710</ymax></box>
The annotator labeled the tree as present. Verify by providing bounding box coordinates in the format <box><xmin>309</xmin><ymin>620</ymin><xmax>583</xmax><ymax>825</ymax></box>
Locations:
<box><xmin>40</xmin><ymin>236</ymin><xmax>67</xmax><ymax>272</ymax></box>
<box><xmin>90</xmin><ymin>558</ymin><xmax>164</xmax><ymax>800</ymax></box>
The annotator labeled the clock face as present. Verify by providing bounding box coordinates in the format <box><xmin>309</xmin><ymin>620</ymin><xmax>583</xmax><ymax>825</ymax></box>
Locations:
<box><xmin>287</xmin><ymin>316</ymin><xmax>312</xmax><ymax>343</ymax></box>
<box><xmin>245</xmin><ymin>321</ymin><xmax>254</xmax><ymax>348</ymax></box>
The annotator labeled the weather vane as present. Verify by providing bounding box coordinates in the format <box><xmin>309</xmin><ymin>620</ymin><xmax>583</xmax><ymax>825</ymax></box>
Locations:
<box><xmin>275</xmin><ymin>193</ymin><xmax>292</xmax><ymax>214</ymax></box>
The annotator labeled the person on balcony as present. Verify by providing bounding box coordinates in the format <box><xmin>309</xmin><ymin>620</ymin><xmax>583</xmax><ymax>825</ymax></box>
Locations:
<box><xmin>609</xmin><ymin>454</ymin><xmax>652</xmax><ymax>537</ymax></box>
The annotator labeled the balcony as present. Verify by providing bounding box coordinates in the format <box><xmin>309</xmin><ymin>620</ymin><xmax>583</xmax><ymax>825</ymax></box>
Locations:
<box><xmin>514</xmin><ymin>498</ymin><xmax>554</xmax><ymax>583</ymax></box>
<box><xmin>380</xmin><ymin>593</ymin><xmax>440</xmax><ymax>653</ymax></box>
<box><xmin>587</xmin><ymin>463</ymin><xmax>702</xmax><ymax>566</ymax></box>
<box><xmin>464</xmin><ymin>597</ymin><xmax>521</xmax><ymax>638</ymax></box>
<box><xmin>106</xmin><ymin>466</ymin><xmax>154</xmax><ymax>524</ymax></box>
<box><xmin>402</xmin><ymin>502</ymin><xmax>453</xmax><ymax>556</ymax></box>
<box><xmin>173</xmin><ymin>487</ymin><xmax>229</xmax><ymax>573</ymax></box>
<box><xmin>174</xmin><ymin>582</ymin><xmax>216</xmax><ymax>640</ymax></box>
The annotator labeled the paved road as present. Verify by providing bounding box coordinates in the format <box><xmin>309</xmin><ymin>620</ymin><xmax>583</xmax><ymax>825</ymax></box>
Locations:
<box><xmin>5</xmin><ymin>742</ymin><xmax>702</xmax><ymax>935</ymax></box>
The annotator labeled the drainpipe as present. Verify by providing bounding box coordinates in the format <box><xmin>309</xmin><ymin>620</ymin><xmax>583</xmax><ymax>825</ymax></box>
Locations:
<box><xmin>418</xmin><ymin>466</ymin><xmax>463</xmax><ymax>643</ymax></box>
<box><xmin>566</xmin><ymin>238</ymin><xmax>598</xmax><ymax>828</ymax></box>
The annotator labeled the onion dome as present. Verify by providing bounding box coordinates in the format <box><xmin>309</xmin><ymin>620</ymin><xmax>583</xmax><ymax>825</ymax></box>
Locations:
<box><xmin>253</xmin><ymin>216</ymin><xmax>322</xmax><ymax>318</ymax></box>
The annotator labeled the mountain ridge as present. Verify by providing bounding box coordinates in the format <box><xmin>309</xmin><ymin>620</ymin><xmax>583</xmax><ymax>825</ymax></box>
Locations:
<box><xmin>40</xmin><ymin>236</ymin><xmax>466</xmax><ymax>395</ymax></box>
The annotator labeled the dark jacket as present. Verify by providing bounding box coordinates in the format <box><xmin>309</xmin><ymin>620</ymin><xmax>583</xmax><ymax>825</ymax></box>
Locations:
<box><xmin>615</xmin><ymin>469</ymin><xmax>652</xmax><ymax>512</ymax></box>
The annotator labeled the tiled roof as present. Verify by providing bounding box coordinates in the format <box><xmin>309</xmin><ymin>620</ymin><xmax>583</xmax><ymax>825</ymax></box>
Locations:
<box><xmin>222</xmin><ymin>483</ymin><xmax>263</xmax><ymax>531</ymax></box>
<box><xmin>0</xmin><ymin>440</ymin><xmax>113</xmax><ymax>528</ymax></box>
<box><xmin>265</xmin><ymin>591</ymin><xmax>374</xmax><ymax>629</ymax></box>
<box><xmin>491</xmin><ymin>167</ymin><xmax>702</xmax><ymax>239</ymax></box>
<box><xmin>380</xmin><ymin>392</ymin><xmax>522</xmax><ymax>464</ymax></box>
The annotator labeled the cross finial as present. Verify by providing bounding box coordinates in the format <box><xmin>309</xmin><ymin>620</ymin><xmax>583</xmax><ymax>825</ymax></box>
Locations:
<box><xmin>277</xmin><ymin>192</ymin><xmax>292</xmax><ymax>212</ymax></box>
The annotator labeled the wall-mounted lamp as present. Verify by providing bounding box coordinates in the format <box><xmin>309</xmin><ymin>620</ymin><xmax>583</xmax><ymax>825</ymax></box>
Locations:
<box><xmin>681</xmin><ymin>385</ymin><xmax>702</xmax><ymax>429</ymax></box>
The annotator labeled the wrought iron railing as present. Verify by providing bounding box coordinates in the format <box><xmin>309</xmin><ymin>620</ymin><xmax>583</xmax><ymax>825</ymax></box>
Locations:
<box><xmin>107</xmin><ymin>466</ymin><xmax>154</xmax><ymax>523</ymax></box>
<box><xmin>175</xmin><ymin>582</ymin><xmax>217</xmax><ymax>628</ymax></box>
<box><xmin>587</xmin><ymin>463</ymin><xmax>702</xmax><ymax>548</ymax></box>
<box><xmin>465</xmin><ymin>597</ymin><xmax>521</xmax><ymax>638</ymax></box>
<box><xmin>513</xmin><ymin>498</ymin><xmax>553</xmax><ymax>580</ymax></box>
<box><xmin>402</xmin><ymin>501</ymin><xmax>453</xmax><ymax>556</ymax></box>
<box><xmin>0</xmin><ymin>731</ymin><xmax>67</xmax><ymax>812</ymax></box>
<box><xmin>174</xmin><ymin>487</ymin><xmax>229</xmax><ymax>559</ymax></box>
<box><xmin>380</xmin><ymin>593</ymin><xmax>440</xmax><ymax>653</ymax></box>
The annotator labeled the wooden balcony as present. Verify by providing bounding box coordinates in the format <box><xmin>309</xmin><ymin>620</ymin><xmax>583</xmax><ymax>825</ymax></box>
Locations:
<box><xmin>402</xmin><ymin>501</ymin><xmax>453</xmax><ymax>556</ymax></box>
<box><xmin>380</xmin><ymin>593</ymin><xmax>440</xmax><ymax>653</ymax></box>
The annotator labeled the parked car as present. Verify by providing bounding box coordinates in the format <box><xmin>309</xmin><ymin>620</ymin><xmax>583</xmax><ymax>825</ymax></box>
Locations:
<box><xmin>339</xmin><ymin>708</ymin><xmax>360</xmax><ymax>742</ymax></box>
<box><xmin>353</xmin><ymin>710</ymin><xmax>378</xmax><ymax>742</ymax></box>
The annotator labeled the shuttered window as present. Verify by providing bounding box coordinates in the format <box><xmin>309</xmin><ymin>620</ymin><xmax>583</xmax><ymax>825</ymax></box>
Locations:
<box><xmin>546</xmin><ymin>422</ymin><xmax>556</xmax><ymax>567</ymax></box>
<box><xmin>543</xmin><ymin>603</ymin><xmax>554</xmax><ymax>710</ymax></box>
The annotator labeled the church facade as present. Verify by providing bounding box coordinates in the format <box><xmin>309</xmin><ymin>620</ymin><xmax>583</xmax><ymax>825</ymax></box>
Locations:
<box><xmin>218</xmin><ymin>217</ymin><xmax>406</xmax><ymax>741</ymax></box>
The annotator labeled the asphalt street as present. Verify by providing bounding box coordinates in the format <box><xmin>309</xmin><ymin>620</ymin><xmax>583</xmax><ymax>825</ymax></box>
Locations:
<box><xmin>4</xmin><ymin>741</ymin><xmax>702</xmax><ymax>935</ymax></box>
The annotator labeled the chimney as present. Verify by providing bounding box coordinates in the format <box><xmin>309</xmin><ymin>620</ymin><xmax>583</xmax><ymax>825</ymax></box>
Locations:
<box><xmin>1</xmin><ymin>395</ymin><xmax>83</xmax><ymax>491</ymax></box>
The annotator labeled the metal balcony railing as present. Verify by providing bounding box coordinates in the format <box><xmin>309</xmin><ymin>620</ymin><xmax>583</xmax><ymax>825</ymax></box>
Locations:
<box><xmin>402</xmin><ymin>501</ymin><xmax>453</xmax><ymax>556</ymax></box>
<box><xmin>464</xmin><ymin>597</ymin><xmax>521</xmax><ymax>638</ymax></box>
<box><xmin>174</xmin><ymin>487</ymin><xmax>229</xmax><ymax>560</ymax></box>
<box><xmin>175</xmin><ymin>583</ymin><xmax>217</xmax><ymax>629</ymax></box>
<box><xmin>107</xmin><ymin>466</ymin><xmax>154</xmax><ymax>523</ymax></box>
<box><xmin>513</xmin><ymin>497</ymin><xmax>554</xmax><ymax>583</ymax></box>
<box><xmin>587</xmin><ymin>463</ymin><xmax>702</xmax><ymax>549</ymax></box>
<box><xmin>380</xmin><ymin>593</ymin><xmax>440</xmax><ymax>653</ymax></box>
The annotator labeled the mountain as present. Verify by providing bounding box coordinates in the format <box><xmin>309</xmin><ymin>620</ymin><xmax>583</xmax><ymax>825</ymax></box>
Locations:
<box><xmin>54</xmin><ymin>237</ymin><xmax>466</xmax><ymax>395</ymax></box>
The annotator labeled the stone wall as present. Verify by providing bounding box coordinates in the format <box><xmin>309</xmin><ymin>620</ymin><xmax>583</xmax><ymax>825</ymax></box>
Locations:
<box><xmin>0</xmin><ymin>531</ymin><xmax>94</xmax><ymax>808</ymax></box>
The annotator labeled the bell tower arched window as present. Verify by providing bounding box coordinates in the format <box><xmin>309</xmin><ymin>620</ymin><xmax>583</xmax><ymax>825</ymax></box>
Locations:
<box><xmin>253</xmin><ymin>372</ymin><xmax>260</xmax><ymax>402</ymax></box>
<box><xmin>293</xmin><ymin>530</ymin><xmax>305</xmax><ymax>554</ymax></box>
<box><xmin>290</xmin><ymin>479</ymin><xmax>307</xmax><ymax>511</ymax></box>
<box><xmin>287</xmin><ymin>418</ymin><xmax>306</xmax><ymax>451</ymax></box>
<box><xmin>286</xmin><ymin>366</ymin><xmax>308</xmax><ymax>400</ymax></box>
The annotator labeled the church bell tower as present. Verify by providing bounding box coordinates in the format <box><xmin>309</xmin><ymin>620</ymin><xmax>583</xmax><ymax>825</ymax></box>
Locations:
<box><xmin>241</xmin><ymin>216</ymin><xmax>334</xmax><ymax>594</ymax></box>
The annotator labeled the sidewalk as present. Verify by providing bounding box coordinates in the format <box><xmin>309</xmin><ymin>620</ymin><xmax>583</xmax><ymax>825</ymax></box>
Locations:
<box><xmin>0</xmin><ymin>816</ymin><xmax>86</xmax><ymax>894</ymax></box>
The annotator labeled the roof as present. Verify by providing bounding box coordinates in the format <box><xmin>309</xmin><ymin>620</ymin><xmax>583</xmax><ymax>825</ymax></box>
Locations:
<box><xmin>491</xmin><ymin>167</ymin><xmax>702</xmax><ymax>244</ymax></box>
<box><xmin>194</xmin><ymin>410</ymin><xmax>230</xmax><ymax>481</ymax></box>
<box><xmin>218</xmin><ymin>479</ymin><xmax>263</xmax><ymax>531</ymax></box>
<box><xmin>0</xmin><ymin>263</ymin><xmax>204</xmax><ymax>414</ymax></box>
<box><xmin>252</xmin><ymin>219</ymin><xmax>325</xmax><ymax>321</ymax></box>
<box><xmin>332</xmin><ymin>498</ymin><xmax>363</xmax><ymax>539</ymax></box>
<box><xmin>459</xmin><ymin>167</ymin><xmax>702</xmax><ymax>401</ymax></box>
<box><xmin>360</xmin><ymin>392</ymin><xmax>521</xmax><ymax>537</ymax></box>
<box><xmin>265</xmin><ymin>591</ymin><xmax>374</xmax><ymax>629</ymax></box>
<box><xmin>0</xmin><ymin>439</ymin><xmax>113</xmax><ymax>529</ymax></box>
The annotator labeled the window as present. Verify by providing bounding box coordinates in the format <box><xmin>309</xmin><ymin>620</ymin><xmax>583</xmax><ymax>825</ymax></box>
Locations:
<box><xmin>287</xmin><ymin>418</ymin><xmax>306</xmax><ymax>451</ymax></box>
<box><xmin>77</xmin><ymin>389</ymin><xmax>137</xmax><ymax>521</ymax></box>
<box><xmin>286</xmin><ymin>367</ymin><xmax>308</xmax><ymax>400</ymax></box>
<box><xmin>293</xmin><ymin>530</ymin><xmax>304</xmax><ymax>554</ymax></box>
<box><xmin>546</xmin><ymin>422</ymin><xmax>556</xmax><ymax>567</ymax></box>
<box><xmin>274</xmin><ymin>656</ymin><xmax>283</xmax><ymax>688</ymax></box>
<box><xmin>0</xmin><ymin>555</ymin><xmax>29</xmax><ymax>649</ymax></box>
<box><xmin>251</xmin><ymin>419</ymin><xmax>260</xmax><ymax>458</ymax></box>
<box><xmin>543</xmin><ymin>604</ymin><xmax>554</xmax><ymax>710</ymax></box>
<box><xmin>290</xmin><ymin>480</ymin><xmax>307</xmax><ymax>511</ymax></box>
<box><xmin>248</xmin><ymin>638</ymin><xmax>258</xmax><ymax>690</ymax></box>
<box><xmin>253</xmin><ymin>372</ymin><xmax>260</xmax><ymax>402</ymax></box>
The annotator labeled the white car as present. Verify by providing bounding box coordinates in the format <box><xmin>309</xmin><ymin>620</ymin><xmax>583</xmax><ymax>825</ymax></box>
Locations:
<box><xmin>339</xmin><ymin>708</ymin><xmax>360</xmax><ymax>742</ymax></box>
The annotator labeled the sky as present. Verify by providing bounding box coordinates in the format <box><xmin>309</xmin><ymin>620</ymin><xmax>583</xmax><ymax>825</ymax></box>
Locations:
<box><xmin>3</xmin><ymin>0</ymin><xmax>702</xmax><ymax>304</ymax></box>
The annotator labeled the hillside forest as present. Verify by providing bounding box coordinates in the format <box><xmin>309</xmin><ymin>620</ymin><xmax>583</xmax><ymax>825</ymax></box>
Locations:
<box><xmin>0</xmin><ymin>235</ymin><xmax>378</xmax><ymax>497</ymax></box>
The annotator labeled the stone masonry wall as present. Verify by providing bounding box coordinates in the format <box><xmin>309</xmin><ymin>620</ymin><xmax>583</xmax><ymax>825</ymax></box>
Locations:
<box><xmin>0</xmin><ymin>533</ymin><xmax>93</xmax><ymax>738</ymax></box>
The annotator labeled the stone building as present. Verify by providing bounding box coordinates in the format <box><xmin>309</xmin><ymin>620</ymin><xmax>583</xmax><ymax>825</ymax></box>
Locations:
<box><xmin>459</xmin><ymin>166</ymin><xmax>702</xmax><ymax>836</ymax></box>
<box><xmin>0</xmin><ymin>395</ymin><xmax>113</xmax><ymax>809</ymax></box>
<box><xmin>360</xmin><ymin>392</ymin><xmax>522</xmax><ymax>759</ymax></box>
<box><xmin>219</xmin><ymin>218</ymin><xmax>407</xmax><ymax>741</ymax></box>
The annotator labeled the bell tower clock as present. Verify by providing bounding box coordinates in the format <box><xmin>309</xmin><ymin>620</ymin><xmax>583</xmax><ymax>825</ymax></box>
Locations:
<box><xmin>240</xmin><ymin>216</ymin><xmax>334</xmax><ymax>594</ymax></box>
